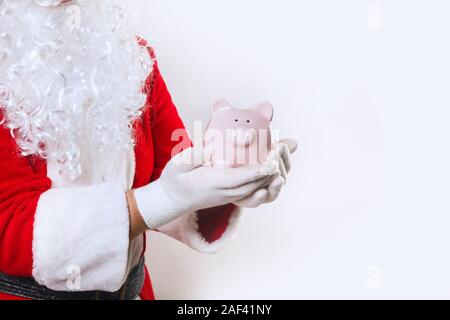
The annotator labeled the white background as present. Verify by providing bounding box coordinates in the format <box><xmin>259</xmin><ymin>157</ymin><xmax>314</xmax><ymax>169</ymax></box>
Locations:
<box><xmin>124</xmin><ymin>0</ymin><xmax>450</xmax><ymax>299</ymax></box>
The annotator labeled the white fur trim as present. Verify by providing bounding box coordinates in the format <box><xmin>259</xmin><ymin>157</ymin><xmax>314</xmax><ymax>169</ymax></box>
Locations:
<box><xmin>158</xmin><ymin>207</ymin><xmax>242</xmax><ymax>254</ymax></box>
<box><xmin>32</xmin><ymin>183</ymin><xmax>130</xmax><ymax>292</ymax></box>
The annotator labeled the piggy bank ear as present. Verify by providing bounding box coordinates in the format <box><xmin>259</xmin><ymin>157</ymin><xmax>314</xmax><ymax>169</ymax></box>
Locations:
<box><xmin>210</xmin><ymin>98</ymin><xmax>231</xmax><ymax>115</ymax></box>
<box><xmin>253</xmin><ymin>101</ymin><xmax>274</xmax><ymax>121</ymax></box>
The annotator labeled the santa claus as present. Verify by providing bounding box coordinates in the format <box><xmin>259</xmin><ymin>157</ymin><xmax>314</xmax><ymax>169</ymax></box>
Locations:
<box><xmin>0</xmin><ymin>0</ymin><xmax>296</xmax><ymax>300</ymax></box>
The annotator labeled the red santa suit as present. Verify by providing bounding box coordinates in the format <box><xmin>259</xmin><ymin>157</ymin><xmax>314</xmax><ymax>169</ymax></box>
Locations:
<box><xmin>0</xmin><ymin>47</ymin><xmax>241</xmax><ymax>300</ymax></box>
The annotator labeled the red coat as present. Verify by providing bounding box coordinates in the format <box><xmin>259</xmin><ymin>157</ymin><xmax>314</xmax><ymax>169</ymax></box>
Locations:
<box><xmin>0</xmin><ymin>47</ymin><xmax>239</xmax><ymax>300</ymax></box>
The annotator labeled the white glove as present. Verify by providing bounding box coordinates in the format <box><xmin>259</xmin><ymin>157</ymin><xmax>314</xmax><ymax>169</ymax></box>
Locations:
<box><xmin>134</xmin><ymin>147</ymin><xmax>278</xmax><ymax>229</ymax></box>
<box><xmin>234</xmin><ymin>139</ymin><xmax>298</xmax><ymax>208</ymax></box>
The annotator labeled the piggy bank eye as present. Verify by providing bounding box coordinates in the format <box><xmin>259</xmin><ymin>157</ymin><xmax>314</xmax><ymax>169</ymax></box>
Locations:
<box><xmin>246</xmin><ymin>120</ymin><xmax>251</xmax><ymax>123</ymax></box>
<box><xmin>234</xmin><ymin>119</ymin><xmax>239</xmax><ymax>122</ymax></box>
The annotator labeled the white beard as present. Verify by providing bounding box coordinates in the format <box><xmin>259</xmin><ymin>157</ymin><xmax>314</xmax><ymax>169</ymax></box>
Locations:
<box><xmin>0</xmin><ymin>0</ymin><xmax>153</xmax><ymax>182</ymax></box>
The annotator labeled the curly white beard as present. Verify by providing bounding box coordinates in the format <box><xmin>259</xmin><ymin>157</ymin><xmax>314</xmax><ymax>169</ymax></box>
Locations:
<box><xmin>0</xmin><ymin>0</ymin><xmax>153</xmax><ymax>181</ymax></box>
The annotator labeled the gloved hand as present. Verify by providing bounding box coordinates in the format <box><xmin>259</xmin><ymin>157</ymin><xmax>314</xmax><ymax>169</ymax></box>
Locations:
<box><xmin>134</xmin><ymin>147</ymin><xmax>278</xmax><ymax>229</ymax></box>
<box><xmin>234</xmin><ymin>139</ymin><xmax>298</xmax><ymax>208</ymax></box>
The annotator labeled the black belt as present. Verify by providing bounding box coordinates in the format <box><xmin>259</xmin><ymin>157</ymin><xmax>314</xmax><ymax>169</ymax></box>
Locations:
<box><xmin>0</xmin><ymin>258</ymin><xmax>145</xmax><ymax>300</ymax></box>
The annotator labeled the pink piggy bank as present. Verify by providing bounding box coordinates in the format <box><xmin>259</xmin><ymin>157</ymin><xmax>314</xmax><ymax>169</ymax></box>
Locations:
<box><xmin>204</xmin><ymin>99</ymin><xmax>274</xmax><ymax>168</ymax></box>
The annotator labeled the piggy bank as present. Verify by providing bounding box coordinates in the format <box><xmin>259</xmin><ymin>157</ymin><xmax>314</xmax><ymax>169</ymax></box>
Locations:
<box><xmin>204</xmin><ymin>99</ymin><xmax>274</xmax><ymax>168</ymax></box>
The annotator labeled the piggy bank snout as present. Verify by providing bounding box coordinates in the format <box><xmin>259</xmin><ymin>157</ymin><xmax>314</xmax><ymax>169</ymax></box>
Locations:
<box><xmin>231</xmin><ymin>128</ymin><xmax>257</xmax><ymax>147</ymax></box>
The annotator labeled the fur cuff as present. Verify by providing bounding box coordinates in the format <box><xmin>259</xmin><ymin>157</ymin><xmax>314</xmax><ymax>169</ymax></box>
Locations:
<box><xmin>158</xmin><ymin>207</ymin><xmax>242</xmax><ymax>254</ymax></box>
<box><xmin>32</xmin><ymin>183</ymin><xmax>130</xmax><ymax>292</ymax></box>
